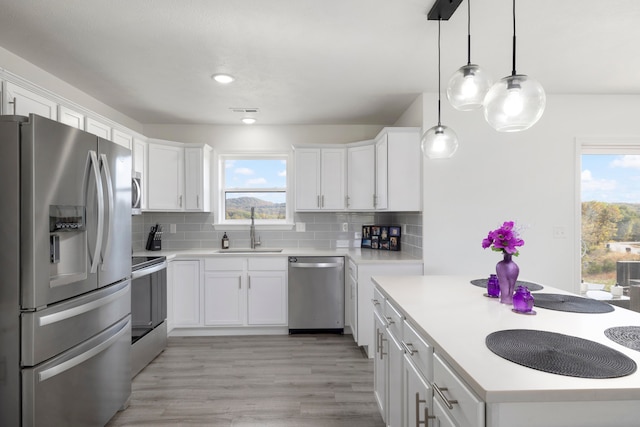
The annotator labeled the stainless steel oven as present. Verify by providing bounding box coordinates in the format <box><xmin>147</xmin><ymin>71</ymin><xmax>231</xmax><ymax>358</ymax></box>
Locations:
<box><xmin>131</xmin><ymin>256</ymin><xmax>167</xmax><ymax>377</ymax></box>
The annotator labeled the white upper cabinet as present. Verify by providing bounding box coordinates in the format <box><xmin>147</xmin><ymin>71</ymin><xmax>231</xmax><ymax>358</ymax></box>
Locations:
<box><xmin>146</xmin><ymin>140</ymin><xmax>212</xmax><ymax>212</ymax></box>
<box><xmin>147</xmin><ymin>142</ymin><xmax>184</xmax><ymax>211</ymax></box>
<box><xmin>378</xmin><ymin>127</ymin><xmax>422</xmax><ymax>212</ymax></box>
<box><xmin>347</xmin><ymin>143</ymin><xmax>375</xmax><ymax>210</ymax></box>
<box><xmin>3</xmin><ymin>81</ymin><xmax>57</xmax><ymax>119</ymax></box>
<box><xmin>184</xmin><ymin>145</ymin><xmax>212</xmax><ymax>212</ymax></box>
<box><xmin>85</xmin><ymin>117</ymin><xmax>111</xmax><ymax>139</ymax></box>
<box><xmin>111</xmin><ymin>128</ymin><xmax>133</xmax><ymax>150</ymax></box>
<box><xmin>295</xmin><ymin>147</ymin><xmax>345</xmax><ymax>211</ymax></box>
<box><xmin>58</xmin><ymin>106</ymin><xmax>85</xmax><ymax>130</ymax></box>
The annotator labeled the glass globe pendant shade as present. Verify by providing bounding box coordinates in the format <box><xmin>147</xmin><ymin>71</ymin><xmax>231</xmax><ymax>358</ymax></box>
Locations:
<box><xmin>446</xmin><ymin>64</ymin><xmax>492</xmax><ymax>111</ymax></box>
<box><xmin>483</xmin><ymin>74</ymin><xmax>546</xmax><ymax>132</ymax></box>
<box><xmin>421</xmin><ymin>125</ymin><xmax>459</xmax><ymax>159</ymax></box>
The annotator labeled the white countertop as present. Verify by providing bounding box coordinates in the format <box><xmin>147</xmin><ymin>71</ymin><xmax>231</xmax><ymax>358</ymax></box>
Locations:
<box><xmin>133</xmin><ymin>247</ymin><xmax>423</xmax><ymax>264</ymax></box>
<box><xmin>372</xmin><ymin>274</ymin><xmax>640</xmax><ymax>403</ymax></box>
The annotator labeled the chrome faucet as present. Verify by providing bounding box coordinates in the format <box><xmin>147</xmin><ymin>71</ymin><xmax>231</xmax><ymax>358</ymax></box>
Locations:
<box><xmin>250</xmin><ymin>207</ymin><xmax>261</xmax><ymax>249</ymax></box>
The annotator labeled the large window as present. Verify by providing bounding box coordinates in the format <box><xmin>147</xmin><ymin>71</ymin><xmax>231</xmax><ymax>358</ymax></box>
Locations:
<box><xmin>580</xmin><ymin>145</ymin><xmax>640</xmax><ymax>291</ymax></box>
<box><xmin>220</xmin><ymin>155</ymin><xmax>289</xmax><ymax>223</ymax></box>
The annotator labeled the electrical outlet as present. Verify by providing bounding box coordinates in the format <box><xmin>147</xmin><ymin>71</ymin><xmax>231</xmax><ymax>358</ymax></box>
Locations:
<box><xmin>296</xmin><ymin>222</ymin><xmax>306</xmax><ymax>232</ymax></box>
<box><xmin>170</xmin><ymin>224</ymin><xmax>177</xmax><ymax>234</ymax></box>
<box><xmin>552</xmin><ymin>226</ymin><xmax>567</xmax><ymax>239</ymax></box>
<box><xmin>342</xmin><ymin>223</ymin><xmax>349</xmax><ymax>232</ymax></box>
<box><xmin>403</xmin><ymin>224</ymin><xmax>408</xmax><ymax>235</ymax></box>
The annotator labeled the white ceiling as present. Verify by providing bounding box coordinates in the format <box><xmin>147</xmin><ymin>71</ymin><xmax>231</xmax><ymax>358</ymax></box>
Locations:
<box><xmin>0</xmin><ymin>0</ymin><xmax>638</xmax><ymax>126</ymax></box>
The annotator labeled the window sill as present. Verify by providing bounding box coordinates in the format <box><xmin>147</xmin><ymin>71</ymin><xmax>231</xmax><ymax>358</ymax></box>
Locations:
<box><xmin>212</xmin><ymin>223</ymin><xmax>295</xmax><ymax>231</ymax></box>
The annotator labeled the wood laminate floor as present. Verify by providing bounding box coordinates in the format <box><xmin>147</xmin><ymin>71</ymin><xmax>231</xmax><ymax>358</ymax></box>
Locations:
<box><xmin>106</xmin><ymin>334</ymin><xmax>385</xmax><ymax>427</ymax></box>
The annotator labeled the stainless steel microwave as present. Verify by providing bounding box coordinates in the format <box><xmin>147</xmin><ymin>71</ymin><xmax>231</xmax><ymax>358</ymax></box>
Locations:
<box><xmin>132</xmin><ymin>172</ymin><xmax>142</xmax><ymax>215</ymax></box>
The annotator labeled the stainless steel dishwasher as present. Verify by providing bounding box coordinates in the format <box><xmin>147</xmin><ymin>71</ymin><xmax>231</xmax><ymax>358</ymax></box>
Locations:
<box><xmin>288</xmin><ymin>256</ymin><xmax>345</xmax><ymax>333</ymax></box>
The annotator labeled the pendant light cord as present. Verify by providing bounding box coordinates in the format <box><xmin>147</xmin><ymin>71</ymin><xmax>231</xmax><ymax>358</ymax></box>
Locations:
<box><xmin>511</xmin><ymin>0</ymin><xmax>517</xmax><ymax>76</ymax></box>
<box><xmin>437</xmin><ymin>18</ymin><xmax>442</xmax><ymax>126</ymax></box>
<box><xmin>466</xmin><ymin>0</ymin><xmax>471</xmax><ymax>65</ymax></box>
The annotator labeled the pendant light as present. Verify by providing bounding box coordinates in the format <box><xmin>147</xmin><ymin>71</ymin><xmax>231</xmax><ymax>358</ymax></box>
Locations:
<box><xmin>446</xmin><ymin>0</ymin><xmax>491</xmax><ymax>111</ymax></box>
<box><xmin>483</xmin><ymin>0</ymin><xmax>545</xmax><ymax>132</ymax></box>
<box><xmin>422</xmin><ymin>19</ymin><xmax>459</xmax><ymax>159</ymax></box>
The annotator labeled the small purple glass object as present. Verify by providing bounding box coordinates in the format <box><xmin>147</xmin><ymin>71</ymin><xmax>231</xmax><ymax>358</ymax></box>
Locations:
<box><xmin>487</xmin><ymin>274</ymin><xmax>500</xmax><ymax>297</ymax></box>
<box><xmin>512</xmin><ymin>285</ymin><xmax>534</xmax><ymax>312</ymax></box>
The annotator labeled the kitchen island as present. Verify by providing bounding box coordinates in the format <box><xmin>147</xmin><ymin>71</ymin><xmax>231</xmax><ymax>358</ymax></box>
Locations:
<box><xmin>372</xmin><ymin>275</ymin><xmax>640</xmax><ymax>427</ymax></box>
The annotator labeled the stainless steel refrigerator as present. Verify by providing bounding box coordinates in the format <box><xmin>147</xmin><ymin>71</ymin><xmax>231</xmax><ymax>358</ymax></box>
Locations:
<box><xmin>0</xmin><ymin>114</ymin><xmax>132</xmax><ymax>426</ymax></box>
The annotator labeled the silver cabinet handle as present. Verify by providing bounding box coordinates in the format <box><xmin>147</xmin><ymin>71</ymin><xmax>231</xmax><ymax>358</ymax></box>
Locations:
<box><xmin>401</xmin><ymin>341</ymin><xmax>417</xmax><ymax>355</ymax></box>
<box><xmin>317</xmin><ymin>195</ymin><xmax>320</xmax><ymax>208</ymax></box>
<box><xmin>432</xmin><ymin>383</ymin><xmax>458</xmax><ymax>410</ymax></box>
<box><xmin>377</xmin><ymin>329</ymin><xmax>387</xmax><ymax>360</ymax></box>
<box><xmin>371</xmin><ymin>299</ymin><xmax>380</xmax><ymax>306</ymax></box>
<box><xmin>9</xmin><ymin>96</ymin><xmax>16</xmax><ymax>115</ymax></box>
<box><xmin>345</xmin><ymin>195</ymin><xmax>350</xmax><ymax>207</ymax></box>
<box><xmin>179</xmin><ymin>195</ymin><xmax>183</xmax><ymax>207</ymax></box>
<box><xmin>416</xmin><ymin>392</ymin><xmax>435</xmax><ymax>426</ymax></box>
<box><xmin>321</xmin><ymin>195</ymin><xmax>325</xmax><ymax>207</ymax></box>
<box><xmin>385</xmin><ymin>316</ymin><xmax>394</xmax><ymax>325</ymax></box>
<box><xmin>248</xmin><ymin>275</ymin><xmax>251</xmax><ymax>289</ymax></box>
<box><xmin>238</xmin><ymin>276</ymin><xmax>241</xmax><ymax>289</ymax></box>
<box><xmin>373</xmin><ymin>194</ymin><xmax>377</xmax><ymax>208</ymax></box>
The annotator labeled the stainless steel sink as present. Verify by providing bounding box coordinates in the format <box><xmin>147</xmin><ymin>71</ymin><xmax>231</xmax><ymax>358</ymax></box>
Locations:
<box><xmin>215</xmin><ymin>248</ymin><xmax>283</xmax><ymax>254</ymax></box>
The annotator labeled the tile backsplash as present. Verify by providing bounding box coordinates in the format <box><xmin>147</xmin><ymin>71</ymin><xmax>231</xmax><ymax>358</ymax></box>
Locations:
<box><xmin>133</xmin><ymin>211</ymin><xmax>422</xmax><ymax>258</ymax></box>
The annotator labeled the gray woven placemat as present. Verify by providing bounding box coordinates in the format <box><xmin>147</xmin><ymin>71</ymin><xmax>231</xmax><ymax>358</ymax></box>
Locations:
<box><xmin>605</xmin><ymin>326</ymin><xmax>640</xmax><ymax>352</ymax></box>
<box><xmin>533</xmin><ymin>293</ymin><xmax>614</xmax><ymax>313</ymax></box>
<box><xmin>486</xmin><ymin>329</ymin><xmax>637</xmax><ymax>378</ymax></box>
<box><xmin>470</xmin><ymin>278</ymin><xmax>544</xmax><ymax>291</ymax></box>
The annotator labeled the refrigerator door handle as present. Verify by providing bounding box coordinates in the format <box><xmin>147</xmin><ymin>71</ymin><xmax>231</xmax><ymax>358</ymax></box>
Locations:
<box><xmin>88</xmin><ymin>151</ymin><xmax>104</xmax><ymax>274</ymax></box>
<box><xmin>99</xmin><ymin>153</ymin><xmax>114</xmax><ymax>268</ymax></box>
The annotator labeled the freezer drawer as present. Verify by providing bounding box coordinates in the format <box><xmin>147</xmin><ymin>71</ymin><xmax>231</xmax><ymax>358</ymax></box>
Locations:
<box><xmin>21</xmin><ymin>279</ymin><xmax>131</xmax><ymax>366</ymax></box>
<box><xmin>22</xmin><ymin>315</ymin><xmax>131</xmax><ymax>427</ymax></box>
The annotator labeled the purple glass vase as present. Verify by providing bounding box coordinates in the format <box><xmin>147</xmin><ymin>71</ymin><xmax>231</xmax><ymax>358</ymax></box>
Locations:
<box><xmin>512</xmin><ymin>285</ymin><xmax>534</xmax><ymax>312</ymax></box>
<box><xmin>487</xmin><ymin>274</ymin><xmax>500</xmax><ymax>297</ymax></box>
<box><xmin>496</xmin><ymin>253</ymin><xmax>519</xmax><ymax>304</ymax></box>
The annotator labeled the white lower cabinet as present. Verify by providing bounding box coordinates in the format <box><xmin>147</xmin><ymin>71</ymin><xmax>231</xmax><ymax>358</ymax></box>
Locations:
<box><xmin>375</xmin><ymin>284</ymin><xmax>485</xmax><ymax>427</ymax></box>
<box><xmin>170</xmin><ymin>259</ymin><xmax>201</xmax><ymax>328</ymax></box>
<box><xmin>359</xmin><ymin>262</ymin><xmax>423</xmax><ymax>358</ymax></box>
<box><xmin>346</xmin><ymin>259</ymin><xmax>358</xmax><ymax>339</ymax></box>
<box><xmin>203</xmin><ymin>257</ymin><xmax>287</xmax><ymax>328</ymax></box>
<box><xmin>404</xmin><ymin>354</ymin><xmax>434</xmax><ymax>427</ymax></box>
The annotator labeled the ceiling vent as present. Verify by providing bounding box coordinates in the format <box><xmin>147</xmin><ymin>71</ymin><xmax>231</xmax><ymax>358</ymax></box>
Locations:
<box><xmin>230</xmin><ymin>108</ymin><xmax>260</xmax><ymax>113</ymax></box>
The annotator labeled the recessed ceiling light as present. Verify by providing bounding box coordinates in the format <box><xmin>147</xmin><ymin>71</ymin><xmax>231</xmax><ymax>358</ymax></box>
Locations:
<box><xmin>211</xmin><ymin>73</ymin><xmax>235</xmax><ymax>84</ymax></box>
<box><xmin>241</xmin><ymin>118</ymin><xmax>257</xmax><ymax>125</ymax></box>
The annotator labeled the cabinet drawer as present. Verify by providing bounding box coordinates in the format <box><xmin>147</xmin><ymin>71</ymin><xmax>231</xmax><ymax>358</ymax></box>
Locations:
<box><xmin>402</xmin><ymin>320</ymin><xmax>433</xmax><ymax>382</ymax></box>
<box><xmin>248</xmin><ymin>257</ymin><xmax>287</xmax><ymax>271</ymax></box>
<box><xmin>205</xmin><ymin>257</ymin><xmax>244</xmax><ymax>271</ymax></box>
<box><xmin>372</xmin><ymin>287</ymin><xmax>385</xmax><ymax>316</ymax></box>
<box><xmin>384</xmin><ymin>299</ymin><xmax>403</xmax><ymax>340</ymax></box>
<box><xmin>433</xmin><ymin>353</ymin><xmax>484</xmax><ymax>427</ymax></box>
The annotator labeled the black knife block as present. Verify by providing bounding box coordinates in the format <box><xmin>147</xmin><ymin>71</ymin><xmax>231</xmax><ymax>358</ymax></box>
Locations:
<box><xmin>145</xmin><ymin>229</ymin><xmax>162</xmax><ymax>251</ymax></box>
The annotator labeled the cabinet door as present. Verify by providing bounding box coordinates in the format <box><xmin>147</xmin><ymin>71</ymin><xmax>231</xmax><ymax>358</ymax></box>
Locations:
<box><xmin>85</xmin><ymin>117</ymin><xmax>111</xmax><ymax>139</ymax></box>
<box><xmin>3</xmin><ymin>82</ymin><xmax>57</xmax><ymax>119</ymax></box>
<box><xmin>375</xmin><ymin>135</ymin><xmax>388</xmax><ymax>209</ymax></box>
<box><xmin>404</xmin><ymin>355</ymin><xmax>434</xmax><ymax>427</ymax></box>
<box><xmin>386</xmin><ymin>129</ymin><xmax>422</xmax><ymax>211</ymax></box>
<box><xmin>112</xmin><ymin>129</ymin><xmax>133</xmax><ymax>150</ymax></box>
<box><xmin>347</xmin><ymin>144</ymin><xmax>374</xmax><ymax>210</ymax></box>
<box><xmin>204</xmin><ymin>272</ymin><xmax>244</xmax><ymax>325</ymax></box>
<box><xmin>184</xmin><ymin>146</ymin><xmax>211</xmax><ymax>212</ymax></box>
<box><xmin>433</xmin><ymin>398</ymin><xmax>457</xmax><ymax>427</ymax></box>
<box><xmin>147</xmin><ymin>144</ymin><xmax>184</xmax><ymax>210</ymax></box>
<box><xmin>387</xmin><ymin>330</ymin><xmax>403</xmax><ymax>427</ymax></box>
<box><xmin>247</xmin><ymin>271</ymin><xmax>287</xmax><ymax>325</ymax></box>
<box><xmin>295</xmin><ymin>149</ymin><xmax>320</xmax><ymax>210</ymax></box>
<box><xmin>172</xmin><ymin>260</ymin><xmax>201</xmax><ymax>327</ymax></box>
<box><xmin>58</xmin><ymin>106</ymin><xmax>85</xmax><ymax>130</ymax></box>
<box><xmin>321</xmin><ymin>148</ymin><xmax>346</xmax><ymax>210</ymax></box>
<box><xmin>373</xmin><ymin>311</ymin><xmax>387</xmax><ymax>423</ymax></box>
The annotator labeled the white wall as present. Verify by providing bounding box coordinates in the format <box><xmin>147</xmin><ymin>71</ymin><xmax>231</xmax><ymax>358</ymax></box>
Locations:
<box><xmin>421</xmin><ymin>93</ymin><xmax>640</xmax><ymax>292</ymax></box>
<box><xmin>393</xmin><ymin>94</ymin><xmax>423</xmax><ymax>127</ymax></box>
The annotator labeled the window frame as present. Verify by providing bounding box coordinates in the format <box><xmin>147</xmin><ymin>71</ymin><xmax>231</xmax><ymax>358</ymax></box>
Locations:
<box><xmin>215</xmin><ymin>152</ymin><xmax>294</xmax><ymax>230</ymax></box>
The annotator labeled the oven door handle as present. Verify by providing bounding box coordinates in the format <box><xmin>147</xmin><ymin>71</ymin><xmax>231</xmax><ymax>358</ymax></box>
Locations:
<box><xmin>132</xmin><ymin>261</ymin><xmax>168</xmax><ymax>279</ymax></box>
